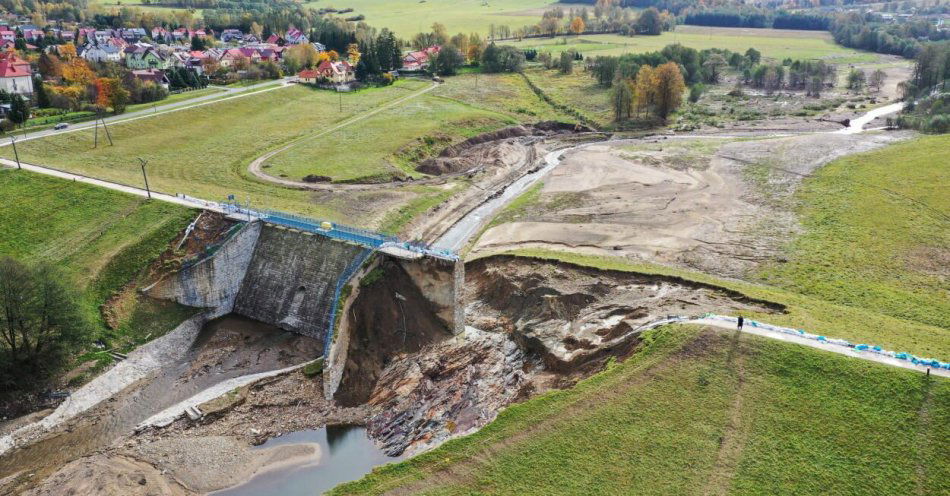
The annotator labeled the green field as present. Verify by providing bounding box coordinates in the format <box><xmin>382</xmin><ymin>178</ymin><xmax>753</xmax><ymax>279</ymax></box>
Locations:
<box><xmin>333</xmin><ymin>323</ymin><xmax>948</xmax><ymax>495</ymax></box>
<box><xmin>0</xmin><ymin>81</ymin><xmax>456</xmax><ymax>229</ymax></box>
<box><xmin>264</xmin><ymin>94</ymin><xmax>515</xmax><ymax>182</ymax></box>
<box><xmin>305</xmin><ymin>0</ymin><xmax>553</xmax><ymax>38</ymax></box>
<box><xmin>0</xmin><ymin>170</ymin><xmax>196</xmax><ymax>346</ymax></box>
<box><xmin>757</xmin><ymin>134</ymin><xmax>950</xmax><ymax>332</ymax></box>
<box><xmin>89</xmin><ymin>0</ymin><xmax>202</xmax><ymax>18</ymax></box>
<box><xmin>509</xmin><ymin>25</ymin><xmax>877</xmax><ymax>63</ymax></box>
<box><xmin>430</xmin><ymin>71</ymin><xmax>570</xmax><ymax>122</ymax></box>
<box><xmin>522</xmin><ymin>67</ymin><xmax>613</xmax><ymax>127</ymax></box>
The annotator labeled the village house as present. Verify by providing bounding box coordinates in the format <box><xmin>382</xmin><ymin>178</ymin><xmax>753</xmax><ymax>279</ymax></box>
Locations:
<box><xmin>0</xmin><ymin>30</ymin><xmax>14</xmax><ymax>42</ymax></box>
<box><xmin>316</xmin><ymin>59</ymin><xmax>354</xmax><ymax>84</ymax></box>
<box><xmin>125</xmin><ymin>45</ymin><xmax>169</xmax><ymax>70</ymax></box>
<box><xmin>221</xmin><ymin>29</ymin><xmax>243</xmax><ymax>42</ymax></box>
<box><xmin>297</xmin><ymin>68</ymin><xmax>318</xmax><ymax>84</ymax></box>
<box><xmin>402</xmin><ymin>45</ymin><xmax>440</xmax><ymax>71</ymax></box>
<box><xmin>0</xmin><ymin>51</ymin><xmax>33</xmax><ymax>95</ymax></box>
<box><xmin>132</xmin><ymin>68</ymin><xmax>169</xmax><ymax>89</ymax></box>
<box><xmin>81</xmin><ymin>43</ymin><xmax>122</xmax><ymax>63</ymax></box>
<box><xmin>285</xmin><ymin>27</ymin><xmax>308</xmax><ymax>44</ymax></box>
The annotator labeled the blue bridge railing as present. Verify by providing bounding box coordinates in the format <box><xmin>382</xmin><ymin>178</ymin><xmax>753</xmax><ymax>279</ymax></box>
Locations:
<box><xmin>219</xmin><ymin>201</ymin><xmax>458</xmax><ymax>260</ymax></box>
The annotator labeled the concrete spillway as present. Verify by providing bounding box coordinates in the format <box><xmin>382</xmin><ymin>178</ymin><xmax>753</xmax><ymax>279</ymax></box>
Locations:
<box><xmin>233</xmin><ymin>226</ymin><xmax>368</xmax><ymax>340</ymax></box>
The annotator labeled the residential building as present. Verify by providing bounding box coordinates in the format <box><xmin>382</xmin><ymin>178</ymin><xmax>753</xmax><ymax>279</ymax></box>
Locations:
<box><xmin>81</xmin><ymin>43</ymin><xmax>122</xmax><ymax>63</ymax></box>
<box><xmin>0</xmin><ymin>30</ymin><xmax>14</xmax><ymax>42</ymax></box>
<box><xmin>285</xmin><ymin>27</ymin><xmax>308</xmax><ymax>44</ymax></box>
<box><xmin>221</xmin><ymin>29</ymin><xmax>243</xmax><ymax>42</ymax></box>
<box><xmin>132</xmin><ymin>68</ymin><xmax>169</xmax><ymax>89</ymax></box>
<box><xmin>402</xmin><ymin>45</ymin><xmax>440</xmax><ymax>71</ymax></box>
<box><xmin>298</xmin><ymin>68</ymin><xmax>318</xmax><ymax>84</ymax></box>
<box><xmin>125</xmin><ymin>45</ymin><xmax>169</xmax><ymax>70</ymax></box>
<box><xmin>0</xmin><ymin>51</ymin><xmax>33</xmax><ymax>95</ymax></box>
<box><xmin>316</xmin><ymin>59</ymin><xmax>354</xmax><ymax>84</ymax></box>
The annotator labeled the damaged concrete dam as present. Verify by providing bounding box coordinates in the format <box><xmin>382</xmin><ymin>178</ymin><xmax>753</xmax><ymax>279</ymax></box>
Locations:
<box><xmin>0</xmin><ymin>207</ymin><xmax>789</xmax><ymax>495</ymax></box>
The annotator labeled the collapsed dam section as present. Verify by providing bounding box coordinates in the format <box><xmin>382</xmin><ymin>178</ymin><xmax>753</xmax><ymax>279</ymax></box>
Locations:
<box><xmin>146</xmin><ymin>216</ymin><xmax>464</xmax><ymax>382</ymax></box>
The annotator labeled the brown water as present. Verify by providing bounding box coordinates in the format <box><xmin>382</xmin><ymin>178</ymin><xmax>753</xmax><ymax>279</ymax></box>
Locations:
<box><xmin>0</xmin><ymin>314</ymin><xmax>321</xmax><ymax>487</ymax></box>
<box><xmin>213</xmin><ymin>425</ymin><xmax>403</xmax><ymax>496</ymax></box>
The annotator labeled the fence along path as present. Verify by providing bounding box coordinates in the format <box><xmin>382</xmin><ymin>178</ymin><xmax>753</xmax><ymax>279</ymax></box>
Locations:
<box><xmin>637</xmin><ymin>314</ymin><xmax>949</xmax><ymax>378</ymax></box>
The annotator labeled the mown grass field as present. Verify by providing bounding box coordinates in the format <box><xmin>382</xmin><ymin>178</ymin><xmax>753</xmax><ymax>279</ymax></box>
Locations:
<box><xmin>333</xmin><ymin>322</ymin><xmax>948</xmax><ymax>495</ymax></box>
<box><xmin>303</xmin><ymin>0</ymin><xmax>553</xmax><ymax>38</ymax></box>
<box><xmin>264</xmin><ymin>95</ymin><xmax>515</xmax><ymax>182</ymax></box>
<box><xmin>509</xmin><ymin>25</ymin><xmax>877</xmax><ymax>63</ymax></box>
<box><xmin>0</xmin><ymin>170</ymin><xmax>196</xmax><ymax>344</ymax></box>
<box><xmin>0</xmin><ymin>81</ymin><xmax>455</xmax><ymax>229</ymax></box>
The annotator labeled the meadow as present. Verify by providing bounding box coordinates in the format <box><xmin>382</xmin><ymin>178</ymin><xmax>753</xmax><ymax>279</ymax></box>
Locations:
<box><xmin>333</xmin><ymin>321</ymin><xmax>947</xmax><ymax>495</ymax></box>
<box><xmin>0</xmin><ymin>81</ymin><xmax>456</xmax><ymax>230</ymax></box>
<box><xmin>304</xmin><ymin>0</ymin><xmax>554</xmax><ymax>38</ymax></box>
<box><xmin>0</xmin><ymin>170</ymin><xmax>197</xmax><ymax>346</ymax></box>
<box><xmin>508</xmin><ymin>25</ymin><xmax>878</xmax><ymax>63</ymax></box>
<box><xmin>756</xmin><ymin>134</ymin><xmax>950</xmax><ymax>331</ymax></box>
<box><xmin>264</xmin><ymin>94</ymin><xmax>515</xmax><ymax>182</ymax></box>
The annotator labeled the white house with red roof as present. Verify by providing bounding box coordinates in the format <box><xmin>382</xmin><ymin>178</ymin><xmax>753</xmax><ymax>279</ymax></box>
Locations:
<box><xmin>0</xmin><ymin>51</ymin><xmax>33</xmax><ymax>95</ymax></box>
<box><xmin>316</xmin><ymin>59</ymin><xmax>354</xmax><ymax>84</ymax></box>
<box><xmin>0</xmin><ymin>30</ymin><xmax>14</xmax><ymax>42</ymax></box>
<box><xmin>285</xmin><ymin>27</ymin><xmax>308</xmax><ymax>44</ymax></box>
<box><xmin>402</xmin><ymin>45</ymin><xmax>440</xmax><ymax>71</ymax></box>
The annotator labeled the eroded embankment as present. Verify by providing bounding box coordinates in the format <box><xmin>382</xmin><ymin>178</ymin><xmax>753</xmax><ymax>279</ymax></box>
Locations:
<box><xmin>333</xmin><ymin>254</ymin><xmax>780</xmax><ymax>456</ymax></box>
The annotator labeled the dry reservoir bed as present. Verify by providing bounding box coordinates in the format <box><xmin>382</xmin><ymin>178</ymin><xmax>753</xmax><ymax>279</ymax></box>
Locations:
<box><xmin>473</xmin><ymin>130</ymin><xmax>911</xmax><ymax>278</ymax></box>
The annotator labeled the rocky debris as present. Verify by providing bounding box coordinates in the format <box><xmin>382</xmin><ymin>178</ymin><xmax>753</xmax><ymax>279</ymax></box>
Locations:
<box><xmin>366</xmin><ymin>326</ymin><xmax>529</xmax><ymax>456</ymax></box>
<box><xmin>302</xmin><ymin>174</ymin><xmax>332</xmax><ymax>183</ymax></box>
<box><xmin>334</xmin><ymin>258</ymin><xmax>455</xmax><ymax>407</ymax></box>
<box><xmin>465</xmin><ymin>256</ymin><xmax>780</xmax><ymax>371</ymax></box>
<box><xmin>416</xmin><ymin>140</ymin><xmax>536</xmax><ymax>176</ymax></box>
<box><xmin>134</xmin><ymin>371</ymin><xmax>369</xmax><ymax>447</ymax></box>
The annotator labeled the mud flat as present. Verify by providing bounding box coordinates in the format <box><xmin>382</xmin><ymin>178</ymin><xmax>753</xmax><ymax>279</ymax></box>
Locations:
<box><xmin>0</xmin><ymin>315</ymin><xmax>321</xmax><ymax>495</ymax></box>
<box><xmin>473</xmin><ymin>130</ymin><xmax>911</xmax><ymax>278</ymax></box>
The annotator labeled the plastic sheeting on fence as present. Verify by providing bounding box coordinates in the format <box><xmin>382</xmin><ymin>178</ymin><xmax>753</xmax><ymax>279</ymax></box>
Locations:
<box><xmin>699</xmin><ymin>313</ymin><xmax>950</xmax><ymax>371</ymax></box>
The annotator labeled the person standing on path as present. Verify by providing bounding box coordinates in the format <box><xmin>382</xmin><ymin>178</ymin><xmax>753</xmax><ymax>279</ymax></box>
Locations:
<box><xmin>737</xmin><ymin>316</ymin><xmax>744</xmax><ymax>330</ymax></box>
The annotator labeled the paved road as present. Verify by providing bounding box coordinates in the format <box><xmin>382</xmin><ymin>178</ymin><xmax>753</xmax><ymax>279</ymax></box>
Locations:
<box><xmin>0</xmin><ymin>77</ymin><xmax>293</xmax><ymax>146</ymax></box>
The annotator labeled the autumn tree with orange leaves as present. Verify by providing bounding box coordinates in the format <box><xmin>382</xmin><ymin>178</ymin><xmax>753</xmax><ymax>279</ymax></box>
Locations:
<box><xmin>570</xmin><ymin>17</ymin><xmax>585</xmax><ymax>35</ymax></box>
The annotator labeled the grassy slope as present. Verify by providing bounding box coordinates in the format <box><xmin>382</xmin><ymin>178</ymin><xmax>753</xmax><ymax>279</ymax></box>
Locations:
<box><xmin>333</xmin><ymin>325</ymin><xmax>948</xmax><ymax>495</ymax></box>
<box><xmin>0</xmin><ymin>169</ymin><xmax>196</xmax><ymax>340</ymax></box>
<box><xmin>303</xmin><ymin>0</ymin><xmax>551</xmax><ymax>38</ymax></box>
<box><xmin>756</xmin><ymin>134</ymin><xmax>950</xmax><ymax>331</ymax></box>
<box><xmin>508</xmin><ymin>26</ymin><xmax>876</xmax><ymax>63</ymax></box>
<box><xmin>0</xmin><ymin>82</ymin><xmax>437</xmax><ymax>223</ymax></box>
<box><xmin>265</xmin><ymin>94</ymin><xmax>515</xmax><ymax>182</ymax></box>
<box><xmin>523</xmin><ymin>67</ymin><xmax>613</xmax><ymax>127</ymax></box>
<box><xmin>430</xmin><ymin>72</ymin><xmax>571</xmax><ymax>122</ymax></box>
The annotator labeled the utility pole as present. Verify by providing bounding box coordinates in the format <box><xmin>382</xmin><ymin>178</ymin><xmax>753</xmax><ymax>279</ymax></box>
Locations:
<box><xmin>93</xmin><ymin>117</ymin><xmax>98</xmax><ymax>148</ymax></box>
<box><xmin>10</xmin><ymin>136</ymin><xmax>20</xmax><ymax>169</ymax></box>
<box><xmin>100</xmin><ymin>113</ymin><xmax>113</xmax><ymax>146</ymax></box>
<box><xmin>138</xmin><ymin>158</ymin><xmax>151</xmax><ymax>199</ymax></box>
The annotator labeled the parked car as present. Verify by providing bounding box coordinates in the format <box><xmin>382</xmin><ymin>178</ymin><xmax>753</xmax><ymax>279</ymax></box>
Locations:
<box><xmin>54</xmin><ymin>123</ymin><xmax>69</xmax><ymax>130</ymax></box>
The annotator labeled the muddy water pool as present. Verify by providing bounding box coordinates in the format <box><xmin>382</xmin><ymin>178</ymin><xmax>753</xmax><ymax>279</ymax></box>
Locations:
<box><xmin>214</xmin><ymin>425</ymin><xmax>402</xmax><ymax>496</ymax></box>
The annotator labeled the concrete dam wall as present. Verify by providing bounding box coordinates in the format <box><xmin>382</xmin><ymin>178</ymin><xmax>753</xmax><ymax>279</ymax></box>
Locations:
<box><xmin>145</xmin><ymin>221</ymin><xmax>262</xmax><ymax>319</ymax></box>
<box><xmin>233</xmin><ymin>226</ymin><xmax>369</xmax><ymax>340</ymax></box>
<box><xmin>148</xmin><ymin>220</ymin><xmax>463</xmax><ymax>363</ymax></box>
